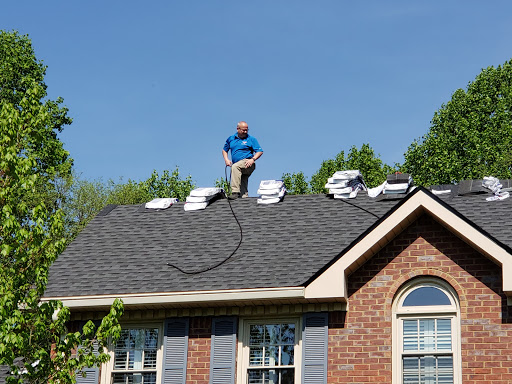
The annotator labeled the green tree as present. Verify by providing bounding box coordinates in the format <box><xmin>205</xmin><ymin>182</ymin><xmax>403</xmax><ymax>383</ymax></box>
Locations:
<box><xmin>0</xmin><ymin>30</ymin><xmax>73</xmax><ymax>215</ymax></box>
<box><xmin>0</xmin><ymin>85</ymin><xmax>123</xmax><ymax>383</ymax></box>
<box><xmin>309</xmin><ymin>144</ymin><xmax>395</xmax><ymax>193</ymax></box>
<box><xmin>62</xmin><ymin>169</ymin><xmax>195</xmax><ymax>241</ymax></box>
<box><xmin>402</xmin><ymin>59</ymin><xmax>512</xmax><ymax>186</ymax></box>
<box><xmin>282</xmin><ymin>171</ymin><xmax>311</xmax><ymax>195</ymax></box>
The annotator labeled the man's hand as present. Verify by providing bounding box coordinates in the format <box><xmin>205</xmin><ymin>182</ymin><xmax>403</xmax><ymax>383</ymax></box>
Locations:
<box><xmin>225</xmin><ymin>159</ymin><xmax>233</xmax><ymax>167</ymax></box>
<box><xmin>244</xmin><ymin>158</ymin><xmax>255</xmax><ymax>168</ymax></box>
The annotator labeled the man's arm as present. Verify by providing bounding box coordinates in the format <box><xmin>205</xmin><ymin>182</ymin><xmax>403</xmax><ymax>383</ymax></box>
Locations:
<box><xmin>222</xmin><ymin>150</ymin><xmax>232</xmax><ymax>166</ymax></box>
<box><xmin>244</xmin><ymin>151</ymin><xmax>263</xmax><ymax>168</ymax></box>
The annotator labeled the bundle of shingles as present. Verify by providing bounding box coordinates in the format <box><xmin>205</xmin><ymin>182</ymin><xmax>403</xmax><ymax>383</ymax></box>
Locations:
<box><xmin>324</xmin><ymin>170</ymin><xmax>366</xmax><ymax>199</ymax></box>
<box><xmin>184</xmin><ymin>187</ymin><xmax>224</xmax><ymax>211</ymax></box>
<box><xmin>145</xmin><ymin>198</ymin><xmax>178</xmax><ymax>209</ymax></box>
<box><xmin>482</xmin><ymin>176</ymin><xmax>510</xmax><ymax>201</ymax></box>
<box><xmin>257</xmin><ymin>180</ymin><xmax>286</xmax><ymax>205</ymax></box>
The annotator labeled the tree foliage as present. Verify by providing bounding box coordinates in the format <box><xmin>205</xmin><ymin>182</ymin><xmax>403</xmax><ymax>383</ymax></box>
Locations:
<box><xmin>0</xmin><ymin>32</ymin><xmax>123</xmax><ymax>383</ymax></box>
<box><xmin>0</xmin><ymin>30</ymin><xmax>73</xmax><ymax>216</ymax></box>
<box><xmin>402</xmin><ymin>59</ymin><xmax>512</xmax><ymax>186</ymax></box>
<box><xmin>282</xmin><ymin>171</ymin><xmax>311</xmax><ymax>195</ymax></box>
<box><xmin>62</xmin><ymin>169</ymin><xmax>195</xmax><ymax>240</ymax></box>
<box><xmin>309</xmin><ymin>144</ymin><xmax>395</xmax><ymax>193</ymax></box>
<box><xmin>282</xmin><ymin>144</ymin><xmax>394</xmax><ymax>194</ymax></box>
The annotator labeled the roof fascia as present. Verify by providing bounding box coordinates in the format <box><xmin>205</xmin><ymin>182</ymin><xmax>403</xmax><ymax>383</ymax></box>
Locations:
<box><xmin>304</xmin><ymin>188</ymin><xmax>512</xmax><ymax>301</ymax></box>
<box><xmin>42</xmin><ymin>286</ymin><xmax>307</xmax><ymax>310</ymax></box>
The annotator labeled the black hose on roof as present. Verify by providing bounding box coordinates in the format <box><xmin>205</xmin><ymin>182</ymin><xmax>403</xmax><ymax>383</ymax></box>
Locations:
<box><xmin>166</xmin><ymin>165</ymin><xmax>244</xmax><ymax>274</ymax></box>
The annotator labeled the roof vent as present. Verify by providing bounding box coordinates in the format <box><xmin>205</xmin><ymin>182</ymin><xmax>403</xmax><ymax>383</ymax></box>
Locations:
<box><xmin>368</xmin><ymin>173</ymin><xmax>414</xmax><ymax>200</ymax></box>
<box><xmin>457</xmin><ymin>180</ymin><xmax>486</xmax><ymax>196</ymax></box>
<box><xmin>145</xmin><ymin>198</ymin><xmax>178</xmax><ymax>210</ymax></box>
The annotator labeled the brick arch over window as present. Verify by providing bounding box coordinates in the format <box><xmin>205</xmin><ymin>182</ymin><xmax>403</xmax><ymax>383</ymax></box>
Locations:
<box><xmin>386</xmin><ymin>270</ymin><xmax>467</xmax><ymax>315</ymax></box>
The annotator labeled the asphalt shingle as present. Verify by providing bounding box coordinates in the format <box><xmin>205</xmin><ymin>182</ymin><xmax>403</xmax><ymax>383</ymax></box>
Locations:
<box><xmin>45</xmin><ymin>189</ymin><xmax>512</xmax><ymax>298</ymax></box>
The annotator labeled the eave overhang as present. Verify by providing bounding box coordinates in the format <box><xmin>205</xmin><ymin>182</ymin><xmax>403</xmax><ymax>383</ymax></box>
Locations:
<box><xmin>42</xmin><ymin>286</ymin><xmax>347</xmax><ymax>311</ymax></box>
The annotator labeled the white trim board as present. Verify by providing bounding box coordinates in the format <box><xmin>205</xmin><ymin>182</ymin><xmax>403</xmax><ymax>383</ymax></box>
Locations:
<box><xmin>305</xmin><ymin>189</ymin><xmax>512</xmax><ymax>301</ymax></box>
<box><xmin>43</xmin><ymin>286</ymin><xmax>307</xmax><ymax>309</ymax></box>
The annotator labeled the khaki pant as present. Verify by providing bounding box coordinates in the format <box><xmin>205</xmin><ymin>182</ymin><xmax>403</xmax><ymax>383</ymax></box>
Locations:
<box><xmin>231</xmin><ymin>159</ymin><xmax>256</xmax><ymax>196</ymax></box>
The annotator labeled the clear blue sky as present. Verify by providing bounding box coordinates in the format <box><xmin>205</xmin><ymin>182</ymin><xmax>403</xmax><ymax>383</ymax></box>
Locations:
<box><xmin>2</xmin><ymin>1</ymin><xmax>512</xmax><ymax>194</ymax></box>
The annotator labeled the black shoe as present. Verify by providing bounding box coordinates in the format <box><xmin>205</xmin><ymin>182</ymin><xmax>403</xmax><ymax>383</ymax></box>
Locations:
<box><xmin>228</xmin><ymin>192</ymin><xmax>240</xmax><ymax>200</ymax></box>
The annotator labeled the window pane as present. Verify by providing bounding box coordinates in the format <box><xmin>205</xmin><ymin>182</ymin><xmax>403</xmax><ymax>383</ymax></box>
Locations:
<box><xmin>248</xmin><ymin>369</ymin><xmax>294</xmax><ymax>384</ymax></box>
<box><xmin>403</xmin><ymin>287</ymin><xmax>451</xmax><ymax>306</ymax></box>
<box><xmin>404</xmin><ymin>319</ymin><xmax>452</xmax><ymax>352</ymax></box>
<box><xmin>402</xmin><ymin>356</ymin><xmax>453</xmax><ymax>384</ymax></box>
<box><xmin>436</xmin><ymin>319</ymin><xmax>452</xmax><ymax>350</ymax></box>
<box><xmin>419</xmin><ymin>319</ymin><xmax>435</xmax><ymax>352</ymax></box>
<box><xmin>144</xmin><ymin>350</ymin><xmax>157</xmax><ymax>369</ymax></box>
<box><xmin>250</xmin><ymin>325</ymin><xmax>265</xmax><ymax>345</ymax></box>
<box><xmin>248</xmin><ymin>369</ymin><xmax>264</xmax><ymax>384</ymax></box>
<box><xmin>266</xmin><ymin>325</ymin><xmax>280</xmax><ymax>345</ymax></box>
<box><xmin>437</xmin><ymin>356</ymin><xmax>454</xmax><ymax>384</ymax></box>
<box><xmin>114</xmin><ymin>351</ymin><xmax>128</xmax><ymax>369</ymax></box>
<box><xmin>112</xmin><ymin>373</ymin><xmax>156</xmax><ymax>384</ymax></box>
<box><xmin>281</xmin><ymin>324</ymin><xmax>295</xmax><ymax>344</ymax></box>
<box><xmin>280</xmin><ymin>369</ymin><xmax>294</xmax><ymax>384</ymax></box>
<box><xmin>265</xmin><ymin>345</ymin><xmax>279</xmax><ymax>366</ymax></box>
<box><xmin>250</xmin><ymin>347</ymin><xmax>264</xmax><ymax>366</ymax></box>
<box><xmin>248</xmin><ymin>322</ymin><xmax>296</xmax><ymax>384</ymax></box>
<box><xmin>145</xmin><ymin>329</ymin><xmax>159</xmax><ymax>349</ymax></box>
<box><xmin>281</xmin><ymin>345</ymin><xmax>294</xmax><ymax>366</ymax></box>
<box><xmin>403</xmin><ymin>320</ymin><xmax>418</xmax><ymax>351</ymax></box>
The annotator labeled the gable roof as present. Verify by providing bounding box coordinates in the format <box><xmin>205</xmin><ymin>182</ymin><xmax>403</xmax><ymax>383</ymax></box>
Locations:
<box><xmin>44</xmin><ymin>187</ymin><xmax>512</xmax><ymax>309</ymax></box>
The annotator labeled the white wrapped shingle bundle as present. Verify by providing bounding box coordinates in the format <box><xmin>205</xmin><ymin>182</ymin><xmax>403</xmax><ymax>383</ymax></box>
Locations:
<box><xmin>145</xmin><ymin>198</ymin><xmax>178</xmax><ymax>209</ymax></box>
<box><xmin>327</xmin><ymin>170</ymin><xmax>366</xmax><ymax>199</ymax></box>
<box><xmin>184</xmin><ymin>187</ymin><xmax>223</xmax><ymax>211</ymax></box>
<box><xmin>257</xmin><ymin>180</ymin><xmax>286</xmax><ymax>205</ymax></box>
<box><xmin>482</xmin><ymin>176</ymin><xmax>510</xmax><ymax>201</ymax></box>
<box><xmin>332</xmin><ymin>170</ymin><xmax>362</xmax><ymax>180</ymax></box>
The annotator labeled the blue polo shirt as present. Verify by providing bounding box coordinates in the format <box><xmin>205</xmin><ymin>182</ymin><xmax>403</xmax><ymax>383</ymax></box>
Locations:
<box><xmin>223</xmin><ymin>133</ymin><xmax>263</xmax><ymax>164</ymax></box>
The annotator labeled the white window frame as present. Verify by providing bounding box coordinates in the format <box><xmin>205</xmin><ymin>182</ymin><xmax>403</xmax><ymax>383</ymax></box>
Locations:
<box><xmin>237</xmin><ymin>317</ymin><xmax>303</xmax><ymax>384</ymax></box>
<box><xmin>392</xmin><ymin>278</ymin><xmax>461</xmax><ymax>384</ymax></box>
<box><xmin>100</xmin><ymin>321</ymin><xmax>164</xmax><ymax>384</ymax></box>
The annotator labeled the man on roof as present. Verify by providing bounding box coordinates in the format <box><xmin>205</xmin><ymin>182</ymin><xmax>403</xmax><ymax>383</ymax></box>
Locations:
<box><xmin>222</xmin><ymin>121</ymin><xmax>263</xmax><ymax>199</ymax></box>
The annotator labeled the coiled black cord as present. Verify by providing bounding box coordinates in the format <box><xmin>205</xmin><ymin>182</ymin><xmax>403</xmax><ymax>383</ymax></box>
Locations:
<box><xmin>166</xmin><ymin>165</ymin><xmax>244</xmax><ymax>274</ymax></box>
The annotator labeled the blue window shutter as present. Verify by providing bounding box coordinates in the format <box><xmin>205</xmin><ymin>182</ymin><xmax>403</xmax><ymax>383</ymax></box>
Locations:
<box><xmin>210</xmin><ymin>317</ymin><xmax>237</xmax><ymax>384</ymax></box>
<box><xmin>76</xmin><ymin>368</ymin><xmax>99</xmax><ymax>384</ymax></box>
<box><xmin>76</xmin><ymin>321</ymin><xmax>100</xmax><ymax>384</ymax></box>
<box><xmin>162</xmin><ymin>318</ymin><xmax>189</xmax><ymax>384</ymax></box>
<box><xmin>302</xmin><ymin>313</ymin><xmax>328</xmax><ymax>384</ymax></box>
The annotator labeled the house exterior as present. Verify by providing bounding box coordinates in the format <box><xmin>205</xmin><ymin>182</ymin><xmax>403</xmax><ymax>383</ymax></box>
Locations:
<box><xmin>41</xmin><ymin>186</ymin><xmax>512</xmax><ymax>384</ymax></box>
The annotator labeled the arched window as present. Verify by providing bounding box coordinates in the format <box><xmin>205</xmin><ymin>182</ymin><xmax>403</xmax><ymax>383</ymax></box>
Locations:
<box><xmin>393</xmin><ymin>278</ymin><xmax>461</xmax><ymax>384</ymax></box>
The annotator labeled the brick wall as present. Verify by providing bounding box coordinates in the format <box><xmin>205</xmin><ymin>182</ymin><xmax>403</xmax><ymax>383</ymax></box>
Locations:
<box><xmin>328</xmin><ymin>214</ymin><xmax>512</xmax><ymax>383</ymax></box>
<box><xmin>188</xmin><ymin>317</ymin><xmax>213</xmax><ymax>384</ymax></box>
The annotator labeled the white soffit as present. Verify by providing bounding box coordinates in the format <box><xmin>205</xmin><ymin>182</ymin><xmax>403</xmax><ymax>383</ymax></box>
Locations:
<box><xmin>305</xmin><ymin>189</ymin><xmax>512</xmax><ymax>301</ymax></box>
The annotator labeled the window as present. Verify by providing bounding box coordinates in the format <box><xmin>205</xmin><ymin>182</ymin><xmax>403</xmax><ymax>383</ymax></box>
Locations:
<box><xmin>393</xmin><ymin>279</ymin><xmax>460</xmax><ymax>384</ymax></box>
<box><xmin>239</xmin><ymin>318</ymin><xmax>301</xmax><ymax>384</ymax></box>
<box><xmin>106</xmin><ymin>324</ymin><xmax>163</xmax><ymax>384</ymax></box>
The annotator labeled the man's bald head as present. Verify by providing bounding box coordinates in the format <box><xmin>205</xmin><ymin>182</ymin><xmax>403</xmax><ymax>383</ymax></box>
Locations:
<box><xmin>236</xmin><ymin>121</ymin><xmax>249</xmax><ymax>138</ymax></box>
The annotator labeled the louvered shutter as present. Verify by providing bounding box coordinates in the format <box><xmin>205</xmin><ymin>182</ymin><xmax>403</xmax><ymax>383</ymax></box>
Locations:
<box><xmin>76</xmin><ymin>321</ymin><xmax>100</xmax><ymax>384</ymax></box>
<box><xmin>301</xmin><ymin>313</ymin><xmax>328</xmax><ymax>384</ymax></box>
<box><xmin>76</xmin><ymin>368</ymin><xmax>99</xmax><ymax>384</ymax></box>
<box><xmin>210</xmin><ymin>317</ymin><xmax>237</xmax><ymax>384</ymax></box>
<box><xmin>162</xmin><ymin>318</ymin><xmax>189</xmax><ymax>384</ymax></box>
